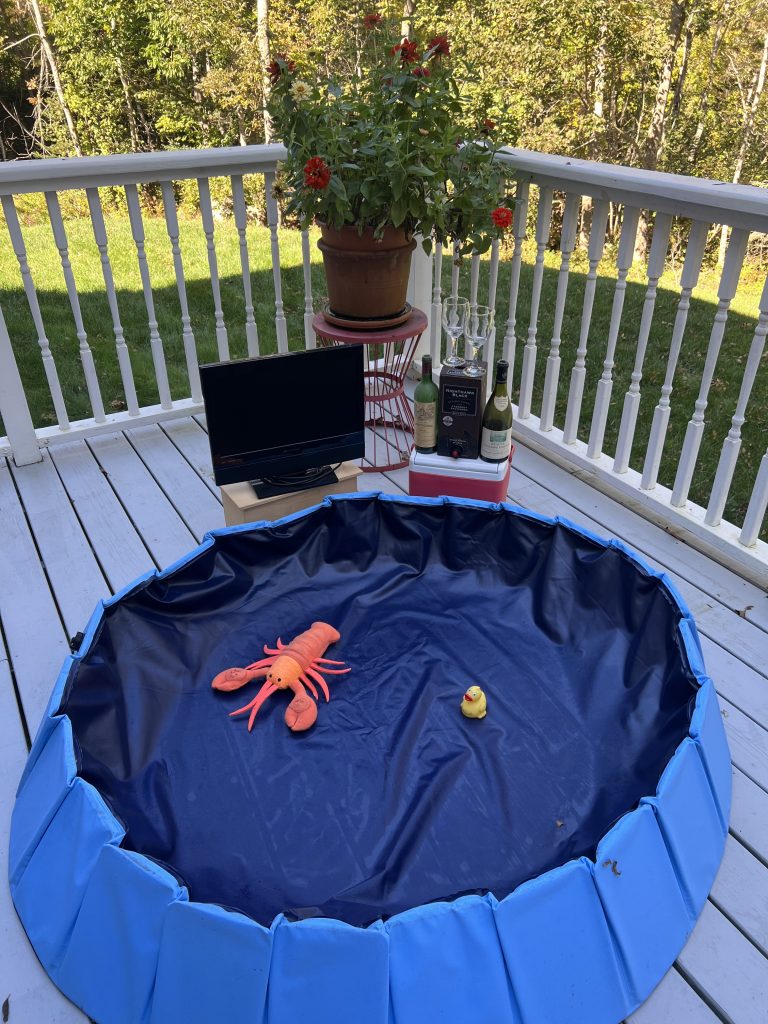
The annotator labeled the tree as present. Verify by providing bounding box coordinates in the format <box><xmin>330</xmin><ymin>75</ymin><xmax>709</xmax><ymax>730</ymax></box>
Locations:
<box><xmin>634</xmin><ymin>1</ymin><xmax>690</xmax><ymax>257</ymax></box>
<box><xmin>26</xmin><ymin>0</ymin><xmax>81</xmax><ymax>154</ymax></box>
<box><xmin>718</xmin><ymin>27</ymin><xmax>768</xmax><ymax>263</ymax></box>
<box><xmin>257</xmin><ymin>0</ymin><xmax>273</xmax><ymax>142</ymax></box>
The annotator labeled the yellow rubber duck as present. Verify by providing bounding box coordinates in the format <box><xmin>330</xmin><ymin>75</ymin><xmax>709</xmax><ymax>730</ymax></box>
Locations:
<box><xmin>461</xmin><ymin>685</ymin><xmax>487</xmax><ymax>719</ymax></box>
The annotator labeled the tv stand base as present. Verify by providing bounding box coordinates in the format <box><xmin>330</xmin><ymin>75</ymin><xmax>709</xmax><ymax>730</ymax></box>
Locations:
<box><xmin>250</xmin><ymin>465</ymin><xmax>338</xmax><ymax>500</ymax></box>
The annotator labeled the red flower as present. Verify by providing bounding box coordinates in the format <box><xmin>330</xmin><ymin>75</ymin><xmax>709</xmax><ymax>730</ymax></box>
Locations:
<box><xmin>491</xmin><ymin>206</ymin><xmax>513</xmax><ymax>229</ymax></box>
<box><xmin>427</xmin><ymin>34</ymin><xmax>450</xmax><ymax>58</ymax></box>
<box><xmin>412</xmin><ymin>65</ymin><xmax>431</xmax><ymax>78</ymax></box>
<box><xmin>304</xmin><ymin>156</ymin><xmax>331</xmax><ymax>190</ymax></box>
<box><xmin>267</xmin><ymin>53</ymin><xmax>295</xmax><ymax>83</ymax></box>
<box><xmin>363</xmin><ymin>12</ymin><xmax>382</xmax><ymax>28</ymax></box>
<box><xmin>481</xmin><ymin>118</ymin><xmax>496</xmax><ymax>134</ymax></box>
<box><xmin>391</xmin><ymin>39</ymin><xmax>421</xmax><ymax>64</ymax></box>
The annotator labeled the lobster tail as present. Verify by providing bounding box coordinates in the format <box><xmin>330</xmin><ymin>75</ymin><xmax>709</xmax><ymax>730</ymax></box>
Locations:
<box><xmin>312</xmin><ymin>622</ymin><xmax>340</xmax><ymax>645</ymax></box>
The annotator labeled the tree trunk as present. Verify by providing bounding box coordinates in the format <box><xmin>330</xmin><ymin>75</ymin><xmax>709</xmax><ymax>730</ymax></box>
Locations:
<box><xmin>112</xmin><ymin>25</ymin><xmax>141</xmax><ymax>154</ymax></box>
<box><xmin>635</xmin><ymin>1</ymin><xmax>687</xmax><ymax>258</ymax></box>
<box><xmin>401</xmin><ymin>0</ymin><xmax>416</xmax><ymax>40</ymax></box>
<box><xmin>718</xmin><ymin>29</ymin><xmax>768</xmax><ymax>265</ymax></box>
<box><xmin>26</xmin><ymin>0</ymin><xmax>81</xmax><ymax>155</ymax></box>
<box><xmin>690</xmin><ymin>0</ymin><xmax>731</xmax><ymax>163</ymax></box>
<box><xmin>593</xmin><ymin>18</ymin><xmax>607</xmax><ymax>122</ymax></box>
<box><xmin>257</xmin><ymin>0</ymin><xmax>272</xmax><ymax>143</ymax></box>
<box><xmin>580</xmin><ymin>15</ymin><xmax>606</xmax><ymax>249</ymax></box>
<box><xmin>669</xmin><ymin>23</ymin><xmax>693</xmax><ymax>130</ymax></box>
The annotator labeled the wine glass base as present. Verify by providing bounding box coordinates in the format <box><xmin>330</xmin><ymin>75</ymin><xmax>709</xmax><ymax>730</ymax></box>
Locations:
<box><xmin>443</xmin><ymin>356</ymin><xmax>466</xmax><ymax>367</ymax></box>
<box><xmin>464</xmin><ymin>365</ymin><xmax>483</xmax><ymax>376</ymax></box>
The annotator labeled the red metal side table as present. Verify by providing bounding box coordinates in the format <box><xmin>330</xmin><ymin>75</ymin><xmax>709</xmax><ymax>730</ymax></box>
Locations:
<box><xmin>312</xmin><ymin>308</ymin><xmax>428</xmax><ymax>472</ymax></box>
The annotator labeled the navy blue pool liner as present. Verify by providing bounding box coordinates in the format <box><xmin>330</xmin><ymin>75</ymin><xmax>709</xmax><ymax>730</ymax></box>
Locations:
<box><xmin>9</xmin><ymin>492</ymin><xmax>730</xmax><ymax>1024</ymax></box>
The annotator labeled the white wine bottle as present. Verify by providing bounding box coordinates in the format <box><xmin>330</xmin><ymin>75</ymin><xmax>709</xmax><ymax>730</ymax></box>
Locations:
<box><xmin>414</xmin><ymin>355</ymin><xmax>439</xmax><ymax>453</ymax></box>
<box><xmin>480</xmin><ymin>360</ymin><xmax>513</xmax><ymax>463</ymax></box>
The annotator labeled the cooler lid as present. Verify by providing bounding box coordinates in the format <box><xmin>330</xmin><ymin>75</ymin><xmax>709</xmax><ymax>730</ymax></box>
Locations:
<box><xmin>409</xmin><ymin>448</ymin><xmax>512</xmax><ymax>481</ymax></box>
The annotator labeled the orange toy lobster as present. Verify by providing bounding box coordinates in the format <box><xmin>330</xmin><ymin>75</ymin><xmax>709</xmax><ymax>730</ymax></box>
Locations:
<box><xmin>211</xmin><ymin>622</ymin><xmax>350</xmax><ymax>732</ymax></box>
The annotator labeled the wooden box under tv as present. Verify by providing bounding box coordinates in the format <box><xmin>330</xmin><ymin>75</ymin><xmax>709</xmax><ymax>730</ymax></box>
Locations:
<box><xmin>220</xmin><ymin>461</ymin><xmax>362</xmax><ymax>526</ymax></box>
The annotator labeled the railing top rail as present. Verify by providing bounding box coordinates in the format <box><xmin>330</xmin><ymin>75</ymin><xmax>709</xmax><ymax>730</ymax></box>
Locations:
<box><xmin>0</xmin><ymin>143</ymin><xmax>288</xmax><ymax>196</ymax></box>
<box><xmin>497</xmin><ymin>147</ymin><xmax>768</xmax><ymax>232</ymax></box>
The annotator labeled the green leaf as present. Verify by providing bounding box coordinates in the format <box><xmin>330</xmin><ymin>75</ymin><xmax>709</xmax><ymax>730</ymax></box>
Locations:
<box><xmin>329</xmin><ymin>176</ymin><xmax>348</xmax><ymax>201</ymax></box>
<box><xmin>390</xmin><ymin>197</ymin><xmax>407</xmax><ymax>226</ymax></box>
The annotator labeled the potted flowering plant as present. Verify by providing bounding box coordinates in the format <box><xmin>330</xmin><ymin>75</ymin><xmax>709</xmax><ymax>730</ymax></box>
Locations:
<box><xmin>267</xmin><ymin>15</ymin><xmax>512</xmax><ymax>325</ymax></box>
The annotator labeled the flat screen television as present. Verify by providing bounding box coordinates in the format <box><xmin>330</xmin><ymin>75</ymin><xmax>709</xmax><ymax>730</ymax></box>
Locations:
<box><xmin>200</xmin><ymin>345</ymin><xmax>365</xmax><ymax>489</ymax></box>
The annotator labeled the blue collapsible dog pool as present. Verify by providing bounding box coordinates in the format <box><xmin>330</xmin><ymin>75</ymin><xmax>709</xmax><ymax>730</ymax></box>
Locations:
<box><xmin>9</xmin><ymin>493</ymin><xmax>730</xmax><ymax>1024</ymax></box>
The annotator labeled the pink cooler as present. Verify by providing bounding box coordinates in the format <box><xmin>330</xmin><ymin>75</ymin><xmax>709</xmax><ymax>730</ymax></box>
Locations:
<box><xmin>408</xmin><ymin>448</ymin><xmax>514</xmax><ymax>502</ymax></box>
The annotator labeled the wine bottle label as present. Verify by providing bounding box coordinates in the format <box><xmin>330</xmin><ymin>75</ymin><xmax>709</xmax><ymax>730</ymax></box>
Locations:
<box><xmin>481</xmin><ymin>426</ymin><xmax>512</xmax><ymax>460</ymax></box>
<box><xmin>494</xmin><ymin>396</ymin><xmax>510</xmax><ymax>411</ymax></box>
<box><xmin>414</xmin><ymin>402</ymin><xmax>437</xmax><ymax>448</ymax></box>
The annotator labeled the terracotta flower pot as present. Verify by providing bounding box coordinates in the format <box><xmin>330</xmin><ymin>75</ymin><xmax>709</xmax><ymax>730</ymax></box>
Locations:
<box><xmin>317</xmin><ymin>223</ymin><xmax>416</xmax><ymax>322</ymax></box>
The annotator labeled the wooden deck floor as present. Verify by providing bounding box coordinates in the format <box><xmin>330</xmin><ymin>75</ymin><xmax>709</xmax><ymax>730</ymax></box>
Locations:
<box><xmin>1</xmin><ymin>415</ymin><xmax>767</xmax><ymax>1023</ymax></box>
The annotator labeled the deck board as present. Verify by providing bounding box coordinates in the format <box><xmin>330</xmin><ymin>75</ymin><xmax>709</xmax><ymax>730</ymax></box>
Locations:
<box><xmin>710</xmin><ymin>835</ymin><xmax>768</xmax><ymax>957</ymax></box>
<box><xmin>161</xmin><ymin>418</ymin><xmax>220</xmax><ymax>497</ymax></box>
<box><xmin>1</xmin><ymin>419</ymin><xmax>766</xmax><ymax>1023</ymax></box>
<box><xmin>731</xmin><ymin>768</ymin><xmax>768</xmax><ymax>865</ymax></box>
<box><xmin>678</xmin><ymin>902</ymin><xmax>768</xmax><ymax>1023</ymax></box>
<box><xmin>49</xmin><ymin>440</ymin><xmax>154</xmax><ymax>592</ymax></box>
<box><xmin>87</xmin><ymin>432</ymin><xmax>198</xmax><ymax>569</ymax></box>
<box><xmin>8</xmin><ymin>452</ymin><xmax>108</xmax><ymax>637</ymax></box>
<box><xmin>627</xmin><ymin>967</ymin><xmax>721</xmax><ymax>1023</ymax></box>
<box><xmin>0</xmin><ymin>461</ymin><xmax>70</xmax><ymax>728</ymax></box>
<box><xmin>125</xmin><ymin>424</ymin><xmax>224</xmax><ymax>541</ymax></box>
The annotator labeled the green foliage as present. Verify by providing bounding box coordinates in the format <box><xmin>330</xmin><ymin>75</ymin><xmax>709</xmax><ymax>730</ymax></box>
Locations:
<box><xmin>2</xmin><ymin>0</ymin><xmax>767</xmax><ymax>202</ymax></box>
<box><xmin>267</xmin><ymin>18</ymin><xmax>510</xmax><ymax>249</ymax></box>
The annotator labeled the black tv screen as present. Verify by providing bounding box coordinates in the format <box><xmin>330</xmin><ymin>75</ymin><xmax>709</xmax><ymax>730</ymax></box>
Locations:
<box><xmin>200</xmin><ymin>346</ymin><xmax>365</xmax><ymax>486</ymax></box>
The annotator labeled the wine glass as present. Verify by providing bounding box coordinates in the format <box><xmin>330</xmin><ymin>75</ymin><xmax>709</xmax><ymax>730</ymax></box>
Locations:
<box><xmin>441</xmin><ymin>296</ymin><xmax>468</xmax><ymax>367</ymax></box>
<box><xmin>464</xmin><ymin>305</ymin><xmax>494</xmax><ymax>377</ymax></box>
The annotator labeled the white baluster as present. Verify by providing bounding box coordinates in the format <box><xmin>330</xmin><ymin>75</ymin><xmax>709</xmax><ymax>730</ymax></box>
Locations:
<box><xmin>518</xmin><ymin>187</ymin><xmax>553</xmax><ymax>419</ymax></box>
<box><xmin>705</xmin><ymin>272</ymin><xmax>768</xmax><ymax>526</ymax></box>
<box><xmin>265</xmin><ymin>171</ymin><xmax>289</xmax><ymax>353</ymax></box>
<box><xmin>125</xmin><ymin>183</ymin><xmax>172</xmax><ymax>410</ymax></box>
<box><xmin>487</xmin><ymin>238</ymin><xmax>500</xmax><ymax>312</ymax></box>
<box><xmin>501</xmin><ymin>182</ymin><xmax>530</xmax><ymax>383</ymax></box>
<box><xmin>467</xmin><ymin>248</ymin><xmax>481</xmax><ymax>376</ymax></box>
<box><xmin>671</xmin><ymin>228</ymin><xmax>750</xmax><ymax>508</ymax></box>
<box><xmin>231</xmin><ymin>175</ymin><xmax>259</xmax><ymax>356</ymax></box>
<box><xmin>197</xmin><ymin>177</ymin><xmax>229</xmax><ymax>361</ymax></box>
<box><xmin>484</xmin><ymin>239</ymin><xmax>501</xmax><ymax>394</ymax></box>
<box><xmin>86</xmin><ymin>187</ymin><xmax>139</xmax><ymax>416</ymax></box>
<box><xmin>45</xmin><ymin>192</ymin><xmax>105</xmax><ymax>423</ymax></box>
<box><xmin>641</xmin><ymin>220</ymin><xmax>708</xmax><ymax>489</ymax></box>
<box><xmin>0</xmin><ymin>298</ymin><xmax>41</xmax><ymax>464</ymax></box>
<box><xmin>301</xmin><ymin>229</ymin><xmax>315</xmax><ymax>349</ymax></box>
<box><xmin>741</xmin><ymin>449</ymin><xmax>768</xmax><ymax>547</ymax></box>
<box><xmin>450</xmin><ymin>241</ymin><xmax>460</xmax><ymax>301</ymax></box>
<box><xmin>469</xmin><ymin>251</ymin><xmax>480</xmax><ymax>313</ymax></box>
<box><xmin>430</xmin><ymin>240</ymin><xmax>443</xmax><ymax>366</ymax></box>
<box><xmin>161</xmin><ymin>181</ymin><xmax>201</xmax><ymax>402</ymax></box>
<box><xmin>586</xmin><ymin>206</ymin><xmax>640</xmax><ymax>459</ymax></box>
<box><xmin>1</xmin><ymin>194</ymin><xmax>69</xmax><ymax>429</ymax></box>
<box><xmin>540</xmin><ymin>193</ymin><xmax>580</xmax><ymax>432</ymax></box>
<box><xmin>562</xmin><ymin>199</ymin><xmax>610</xmax><ymax>444</ymax></box>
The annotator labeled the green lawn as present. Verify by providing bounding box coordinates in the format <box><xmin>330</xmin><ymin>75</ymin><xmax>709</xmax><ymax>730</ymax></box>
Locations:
<box><xmin>0</xmin><ymin>212</ymin><xmax>766</xmax><ymax>539</ymax></box>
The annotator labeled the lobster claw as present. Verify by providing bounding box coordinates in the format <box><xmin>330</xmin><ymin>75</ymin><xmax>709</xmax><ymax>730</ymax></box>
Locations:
<box><xmin>212</xmin><ymin>666</ymin><xmax>267</xmax><ymax>692</ymax></box>
<box><xmin>285</xmin><ymin>694</ymin><xmax>318</xmax><ymax>732</ymax></box>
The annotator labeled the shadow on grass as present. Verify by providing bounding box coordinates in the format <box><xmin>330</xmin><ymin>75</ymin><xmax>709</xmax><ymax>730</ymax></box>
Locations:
<box><xmin>1</xmin><ymin>254</ymin><xmax>766</xmax><ymax>540</ymax></box>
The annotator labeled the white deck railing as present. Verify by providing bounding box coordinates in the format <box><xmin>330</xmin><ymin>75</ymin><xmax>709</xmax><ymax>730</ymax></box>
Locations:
<box><xmin>0</xmin><ymin>144</ymin><xmax>766</xmax><ymax>583</ymax></box>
